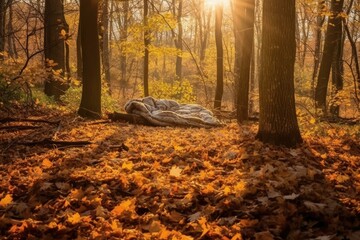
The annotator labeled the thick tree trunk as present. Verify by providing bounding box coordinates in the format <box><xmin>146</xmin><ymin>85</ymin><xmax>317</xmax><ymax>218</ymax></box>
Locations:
<box><xmin>214</xmin><ymin>4</ymin><xmax>223</xmax><ymax>110</ymax></box>
<box><xmin>315</xmin><ymin>0</ymin><xmax>344</xmax><ymax>113</ymax></box>
<box><xmin>143</xmin><ymin>0</ymin><xmax>149</xmax><ymax>97</ymax></box>
<box><xmin>233</xmin><ymin>0</ymin><xmax>255</xmax><ymax>122</ymax></box>
<box><xmin>7</xmin><ymin>0</ymin><xmax>17</xmax><ymax>59</ymax></box>
<box><xmin>44</xmin><ymin>0</ymin><xmax>69</xmax><ymax>99</ymax></box>
<box><xmin>78</xmin><ymin>0</ymin><xmax>102</xmax><ymax>119</ymax></box>
<box><xmin>256</xmin><ymin>0</ymin><xmax>302</xmax><ymax>147</ymax></box>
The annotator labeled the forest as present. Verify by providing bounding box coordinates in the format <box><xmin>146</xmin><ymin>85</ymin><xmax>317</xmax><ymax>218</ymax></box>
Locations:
<box><xmin>0</xmin><ymin>0</ymin><xmax>359</xmax><ymax>239</ymax></box>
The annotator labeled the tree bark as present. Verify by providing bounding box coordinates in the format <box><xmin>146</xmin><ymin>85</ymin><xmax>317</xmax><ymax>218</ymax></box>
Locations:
<box><xmin>256</xmin><ymin>0</ymin><xmax>302</xmax><ymax>147</ymax></box>
<box><xmin>0</xmin><ymin>0</ymin><xmax>6</xmax><ymax>60</ymax></box>
<box><xmin>312</xmin><ymin>0</ymin><xmax>325</xmax><ymax>92</ymax></box>
<box><xmin>214</xmin><ymin>4</ymin><xmax>223</xmax><ymax>110</ymax></box>
<box><xmin>76</xmin><ymin>12</ymin><xmax>83</xmax><ymax>80</ymax></box>
<box><xmin>143</xmin><ymin>0</ymin><xmax>150</xmax><ymax>97</ymax></box>
<box><xmin>120</xmin><ymin>0</ymin><xmax>129</xmax><ymax>96</ymax></box>
<box><xmin>315</xmin><ymin>0</ymin><xmax>344</xmax><ymax>113</ymax></box>
<box><xmin>233</xmin><ymin>0</ymin><xmax>255</xmax><ymax>122</ymax></box>
<box><xmin>100</xmin><ymin>0</ymin><xmax>111</xmax><ymax>92</ymax></box>
<box><xmin>78</xmin><ymin>0</ymin><xmax>102</xmax><ymax>119</ymax></box>
<box><xmin>330</xmin><ymin>26</ymin><xmax>344</xmax><ymax>116</ymax></box>
<box><xmin>174</xmin><ymin>0</ymin><xmax>183</xmax><ymax>80</ymax></box>
<box><xmin>44</xmin><ymin>0</ymin><xmax>69</xmax><ymax>100</ymax></box>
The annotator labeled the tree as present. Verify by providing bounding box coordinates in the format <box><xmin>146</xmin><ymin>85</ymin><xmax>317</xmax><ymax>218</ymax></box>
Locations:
<box><xmin>315</xmin><ymin>0</ymin><xmax>344</xmax><ymax>113</ymax></box>
<box><xmin>78</xmin><ymin>0</ymin><xmax>102</xmax><ymax>119</ymax></box>
<box><xmin>173</xmin><ymin>0</ymin><xmax>183</xmax><ymax>80</ymax></box>
<box><xmin>44</xmin><ymin>0</ymin><xmax>69</xmax><ymax>100</ymax></box>
<box><xmin>143</xmin><ymin>0</ymin><xmax>150</xmax><ymax>97</ymax></box>
<box><xmin>256</xmin><ymin>0</ymin><xmax>302</xmax><ymax>147</ymax></box>
<box><xmin>100</xmin><ymin>0</ymin><xmax>111</xmax><ymax>91</ymax></box>
<box><xmin>0</xmin><ymin>0</ymin><xmax>6</xmax><ymax>59</ymax></box>
<box><xmin>76</xmin><ymin>12</ymin><xmax>83</xmax><ymax>80</ymax></box>
<box><xmin>119</xmin><ymin>0</ymin><xmax>129</xmax><ymax>96</ymax></box>
<box><xmin>214</xmin><ymin>3</ymin><xmax>223</xmax><ymax>110</ymax></box>
<box><xmin>233</xmin><ymin>0</ymin><xmax>255</xmax><ymax>122</ymax></box>
<box><xmin>312</xmin><ymin>0</ymin><xmax>325</xmax><ymax>90</ymax></box>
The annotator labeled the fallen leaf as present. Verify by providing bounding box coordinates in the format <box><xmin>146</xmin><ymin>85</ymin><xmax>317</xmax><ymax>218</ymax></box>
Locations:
<box><xmin>42</xmin><ymin>158</ymin><xmax>53</xmax><ymax>168</ymax></box>
<box><xmin>188</xmin><ymin>212</ymin><xmax>201</xmax><ymax>222</ymax></box>
<box><xmin>198</xmin><ymin>217</ymin><xmax>210</xmax><ymax>238</ymax></box>
<box><xmin>304</xmin><ymin>201</ymin><xmax>326</xmax><ymax>212</ymax></box>
<box><xmin>122</xmin><ymin>161</ymin><xmax>134</xmax><ymax>171</ymax></box>
<box><xmin>0</xmin><ymin>194</ymin><xmax>13</xmax><ymax>208</ymax></box>
<box><xmin>336</xmin><ymin>174</ymin><xmax>350</xmax><ymax>183</ymax></box>
<box><xmin>111</xmin><ymin>198</ymin><xmax>136</xmax><ymax>216</ymax></box>
<box><xmin>170</xmin><ymin>166</ymin><xmax>182</xmax><ymax>177</ymax></box>
<box><xmin>283</xmin><ymin>193</ymin><xmax>300</xmax><ymax>200</ymax></box>
<box><xmin>267</xmin><ymin>190</ymin><xmax>281</xmax><ymax>199</ymax></box>
<box><xmin>67</xmin><ymin>212</ymin><xmax>81</xmax><ymax>225</ymax></box>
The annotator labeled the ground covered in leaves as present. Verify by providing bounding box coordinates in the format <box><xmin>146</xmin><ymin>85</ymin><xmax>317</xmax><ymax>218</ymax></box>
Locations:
<box><xmin>0</xmin><ymin>109</ymin><xmax>359</xmax><ymax>240</ymax></box>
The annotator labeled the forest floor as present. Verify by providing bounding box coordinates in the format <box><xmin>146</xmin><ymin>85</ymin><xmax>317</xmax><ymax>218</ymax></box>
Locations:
<box><xmin>0</xmin><ymin>106</ymin><xmax>359</xmax><ymax>240</ymax></box>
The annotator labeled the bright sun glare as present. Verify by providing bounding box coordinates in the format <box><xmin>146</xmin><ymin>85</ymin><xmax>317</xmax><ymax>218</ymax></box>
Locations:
<box><xmin>205</xmin><ymin>0</ymin><xmax>228</xmax><ymax>7</ymax></box>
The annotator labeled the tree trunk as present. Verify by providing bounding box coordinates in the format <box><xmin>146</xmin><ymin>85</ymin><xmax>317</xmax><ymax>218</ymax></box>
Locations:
<box><xmin>256</xmin><ymin>0</ymin><xmax>302</xmax><ymax>147</ymax></box>
<box><xmin>174</xmin><ymin>0</ymin><xmax>183</xmax><ymax>80</ymax></box>
<box><xmin>0</xmin><ymin>0</ymin><xmax>6</xmax><ymax>60</ymax></box>
<box><xmin>120</xmin><ymin>0</ymin><xmax>129</xmax><ymax>96</ymax></box>
<box><xmin>101</xmin><ymin>0</ymin><xmax>111</xmax><ymax>92</ymax></box>
<box><xmin>76</xmin><ymin>13</ymin><xmax>83</xmax><ymax>80</ymax></box>
<box><xmin>315</xmin><ymin>0</ymin><xmax>344</xmax><ymax>113</ymax></box>
<box><xmin>214</xmin><ymin>4</ymin><xmax>223</xmax><ymax>110</ymax></box>
<box><xmin>233</xmin><ymin>0</ymin><xmax>255</xmax><ymax>122</ymax></box>
<box><xmin>143</xmin><ymin>0</ymin><xmax>150</xmax><ymax>97</ymax></box>
<box><xmin>312</xmin><ymin>0</ymin><xmax>325</xmax><ymax>93</ymax></box>
<box><xmin>330</xmin><ymin>27</ymin><xmax>344</xmax><ymax>116</ymax></box>
<box><xmin>44</xmin><ymin>0</ymin><xmax>69</xmax><ymax>100</ymax></box>
<box><xmin>78</xmin><ymin>0</ymin><xmax>102</xmax><ymax>119</ymax></box>
<box><xmin>6</xmin><ymin>0</ymin><xmax>17</xmax><ymax>59</ymax></box>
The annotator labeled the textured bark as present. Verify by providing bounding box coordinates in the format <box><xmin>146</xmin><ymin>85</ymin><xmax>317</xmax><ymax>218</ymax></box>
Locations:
<box><xmin>100</xmin><ymin>0</ymin><xmax>111</xmax><ymax>91</ymax></box>
<box><xmin>0</xmin><ymin>0</ymin><xmax>6</xmax><ymax>59</ymax></box>
<box><xmin>76</xmin><ymin>13</ymin><xmax>83</xmax><ymax>80</ymax></box>
<box><xmin>312</xmin><ymin>0</ymin><xmax>325</xmax><ymax>89</ymax></box>
<box><xmin>44</xmin><ymin>0</ymin><xmax>69</xmax><ymax>99</ymax></box>
<box><xmin>120</xmin><ymin>0</ymin><xmax>129</xmax><ymax>95</ymax></box>
<box><xmin>233</xmin><ymin>0</ymin><xmax>255</xmax><ymax>122</ymax></box>
<box><xmin>330</xmin><ymin>28</ymin><xmax>344</xmax><ymax>116</ymax></box>
<box><xmin>315</xmin><ymin>0</ymin><xmax>344</xmax><ymax>112</ymax></box>
<box><xmin>143</xmin><ymin>0</ymin><xmax>149</xmax><ymax>97</ymax></box>
<box><xmin>256</xmin><ymin>0</ymin><xmax>302</xmax><ymax>147</ymax></box>
<box><xmin>214</xmin><ymin>4</ymin><xmax>223</xmax><ymax>110</ymax></box>
<box><xmin>78</xmin><ymin>0</ymin><xmax>102</xmax><ymax>119</ymax></box>
<box><xmin>7</xmin><ymin>0</ymin><xmax>17</xmax><ymax>58</ymax></box>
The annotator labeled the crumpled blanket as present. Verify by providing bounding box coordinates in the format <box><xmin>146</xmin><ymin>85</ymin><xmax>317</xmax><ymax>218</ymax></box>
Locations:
<box><xmin>124</xmin><ymin>96</ymin><xmax>222</xmax><ymax>128</ymax></box>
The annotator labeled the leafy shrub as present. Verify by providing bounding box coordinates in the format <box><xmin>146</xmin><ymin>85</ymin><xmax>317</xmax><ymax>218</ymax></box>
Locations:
<box><xmin>61</xmin><ymin>80</ymin><xmax>120</xmax><ymax>113</ymax></box>
<box><xmin>0</xmin><ymin>75</ymin><xmax>23</xmax><ymax>105</ymax></box>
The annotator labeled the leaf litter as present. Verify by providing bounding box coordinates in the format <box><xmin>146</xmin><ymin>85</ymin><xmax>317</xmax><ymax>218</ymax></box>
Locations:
<box><xmin>0</xmin><ymin>112</ymin><xmax>359</xmax><ymax>239</ymax></box>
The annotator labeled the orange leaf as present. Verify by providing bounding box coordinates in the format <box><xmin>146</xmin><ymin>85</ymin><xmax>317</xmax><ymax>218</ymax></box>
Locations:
<box><xmin>111</xmin><ymin>198</ymin><xmax>136</xmax><ymax>216</ymax></box>
<box><xmin>42</xmin><ymin>158</ymin><xmax>53</xmax><ymax>168</ymax></box>
<box><xmin>67</xmin><ymin>212</ymin><xmax>81</xmax><ymax>225</ymax></box>
<box><xmin>170</xmin><ymin>166</ymin><xmax>182</xmax><ymax>177</ymax></box>
<box><xmin>0</xmin><ymin>194</ymin><xmax>13</xmax><ymax>208</ymax></box>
